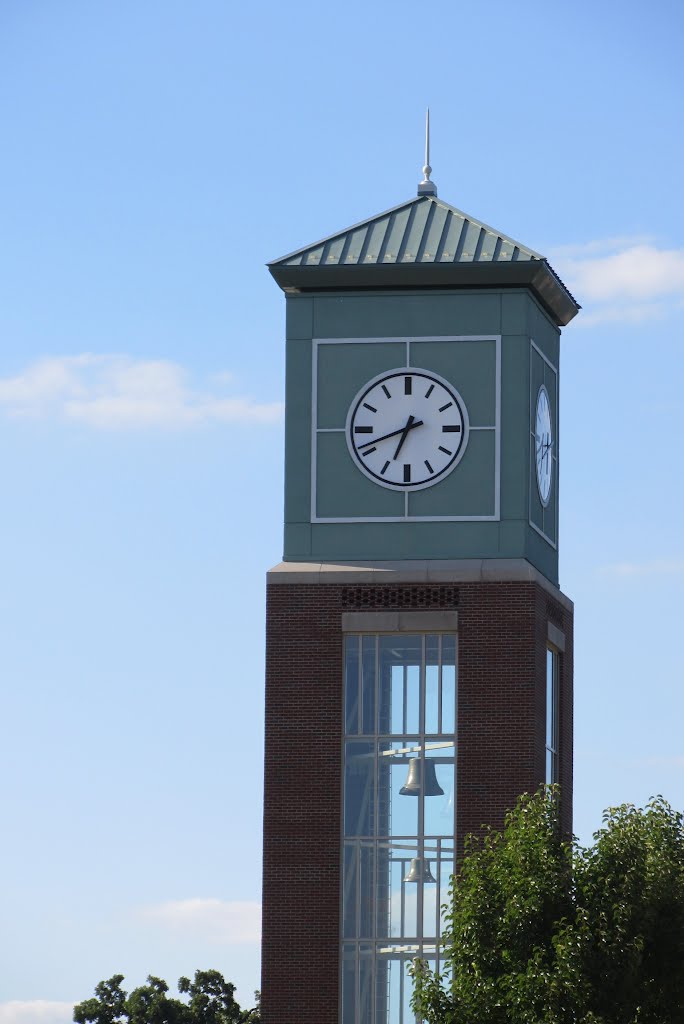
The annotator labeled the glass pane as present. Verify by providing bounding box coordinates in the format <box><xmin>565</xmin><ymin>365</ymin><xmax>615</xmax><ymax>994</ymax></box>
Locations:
<box><xmin>358</xmin><ymin>946</ymin><xmax>374</xmax><ymax>1024</ymax></box>
<box><xmin>406</xmin><ymin>661</ymin><xmax>420</xmax><ymax>734</ymax></box>
<box><xmin>377</xmin><ymin>849</ymin><xmax>395</xmax><ymax>939</ymax></box>
<box><xmin>423</xmin><ymin>750</ymin><xmax>455</xmax><ymax>836</ymax></box>
<box><xmin>382</xmin><ymin>743</ymin><xmax>420</xmax><ymax>837</ymax></box>
<box><xmin>379</xmin><ymin>636</ymin><xmax>421</xmax><ymax>736</ymax></box>
<box><xmin>362</xmin><ymin>636</ymin><xmax>377</xmax><ymax>735</ymax></box>
<box><xmin>345</xmin><ymin>636</ymin><xmax>360</xmax><ymax>735</ymax></box>
<box><xmin>345</xmin><ymin>741</ymin><xmax>375</xmax><ymax>836</ymax></box>
<box><xmin>387</xmin><ymin>665</ymin><xmax>401</xmax><ymax>736</ymax></box>
<box><xmin>438</xmin><ymin>857</ymin><xmax>454</xmax><ymax>936</ymax></box>
<box><xmin>377</xmin><ymin>949</ymin><xmax>422</xmax><ymax>1024</ymax></box>
<box><xmin>378</xmin><ymin>845</ymin><xmax>418</xmax><ymax>939</ymax></box>
<box><xmin>343</xmin><ymin>843</ymin><xmax>358</xmax><ymax>939</ymax></box>
<box><xmin>546</xmin><ymin>648</ymin><xmax>554</xmax><ymax>745</ymax></box>
<box><xmin>341</xmin><ymin>949</ymin><xmax>357</xmax><ymax>1024</ymax></box>
<box><xmin>441</xmin><ymin>636</ymin><xmax>456</xmax><ymax>734</ymax></box>
<box><xmin>546</xmin><ymin>747</ymin><xmax>554</xmax><ymax>786</ymax></box>
<box><xmin>425</xmin><ymin>635</ymin><xmax>440</xmax><ymax>735</ymax></box>
<box><xmin>359</xmin><ymin>843</ymin><xmax>374</xmax><ymax>938</ymax></box>
<box><xmin>422</xmin><ymin>868</ymin><xmax>439</xmax><ymax>940</ymax></box>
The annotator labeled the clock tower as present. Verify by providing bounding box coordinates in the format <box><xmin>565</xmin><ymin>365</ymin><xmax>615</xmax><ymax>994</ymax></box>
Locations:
<box><xmin>261</xmin><ymin>156</ymin><xmax>579</xmax><ymax>1024</ymax></box>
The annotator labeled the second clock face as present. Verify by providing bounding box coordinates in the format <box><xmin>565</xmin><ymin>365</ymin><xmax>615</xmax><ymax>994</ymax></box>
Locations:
<box><xmin>535</xmin><ymin>385</ymin><xmax>553</xmax><ymax>506</ymax></box>
<box><xmin>346</xmin><ymin>367</ymin><xmax>469</xmax><ymax>491</ymax></box>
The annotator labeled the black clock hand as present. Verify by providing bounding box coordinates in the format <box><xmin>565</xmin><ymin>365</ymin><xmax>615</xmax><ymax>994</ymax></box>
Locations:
<box><xmin>393</xmin><ymin>415</ymin><xmax>416</xmax><ymax>460</ymax></box>
<box><xmin>357</xmin><ymin>419</ymin><xmax>424</xmax><ymax>449</ymax></box>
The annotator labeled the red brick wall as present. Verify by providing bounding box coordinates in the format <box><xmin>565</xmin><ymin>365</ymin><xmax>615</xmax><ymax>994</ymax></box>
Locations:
<box><xmin>261</xmin><ymin>579</ymin><xmax>573</xmax><ymax>1024</ymax></box>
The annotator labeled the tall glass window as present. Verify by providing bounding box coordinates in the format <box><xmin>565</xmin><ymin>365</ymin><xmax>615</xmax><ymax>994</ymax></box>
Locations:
<box><xmin>342</xmin><ymin>634</ymin><xmax>457</xmax><ymax>1024</ymax></box>
<box><xmin>545</xmin><ymin>647</ymin><xmax>559</xmax><ymax>785</ymax></box>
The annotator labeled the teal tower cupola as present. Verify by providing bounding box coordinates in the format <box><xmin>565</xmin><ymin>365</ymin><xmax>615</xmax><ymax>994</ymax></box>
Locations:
<box><xmin>269</xmin><ymin>164</ymin><xmax>579</xmax><ymax>586</ymax></box>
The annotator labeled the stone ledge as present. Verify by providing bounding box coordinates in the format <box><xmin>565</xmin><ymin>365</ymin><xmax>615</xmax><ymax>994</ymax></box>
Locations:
<box><xmin>266</xmin><ymin>558</ymin><xmax>573</xmax><ymax>612</ymax></box>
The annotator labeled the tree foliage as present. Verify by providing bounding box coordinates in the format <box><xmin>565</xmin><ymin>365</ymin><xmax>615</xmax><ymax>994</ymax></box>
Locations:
<box><xmin>411</xmin><ymin>791</ymin><xmax>684</xmax><ymax>1024</ymax></box>
<box><xmin>73</xmin><ymin>972</ymin><xmax>259</xmax><ymax>1024</ymax></box>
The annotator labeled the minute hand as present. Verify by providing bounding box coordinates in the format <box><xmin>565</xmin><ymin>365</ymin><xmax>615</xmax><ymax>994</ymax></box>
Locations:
<box><xmin>357</xmin><ymin>419</ymin><xmax>424</xmax><ymax>449</ymax></box>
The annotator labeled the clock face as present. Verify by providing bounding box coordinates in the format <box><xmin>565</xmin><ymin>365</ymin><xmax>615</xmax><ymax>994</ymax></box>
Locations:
<box><xmin>535</xmin><ymin>385</ymin><xmax>553</xmax><ymax>506</ymax></box>
<box><xmin>346</xmin><ymin>367</ymin><xmax>469</xmax><ymax>491</ymax></box>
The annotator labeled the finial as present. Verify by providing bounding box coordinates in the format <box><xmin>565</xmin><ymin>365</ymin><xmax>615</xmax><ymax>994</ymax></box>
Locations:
<box><xmin>417</xmin><ymin>108</ymin><xmax>437</xmax><ymax>197</ymax></box>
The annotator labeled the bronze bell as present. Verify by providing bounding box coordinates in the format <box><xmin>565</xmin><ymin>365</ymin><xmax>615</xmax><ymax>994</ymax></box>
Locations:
<box><xmin>403</xmin><ymin>857</ymin><xmax>437</xmax><ymax>884</ymax></box>
<box><xmin>399</xmin><ymin>758</ymin><xmax>444</xmax><ymax>797</ymax></box>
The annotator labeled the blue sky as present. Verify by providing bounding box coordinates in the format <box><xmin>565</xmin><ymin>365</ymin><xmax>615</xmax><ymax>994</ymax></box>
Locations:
<box><xmin>0</xmin><ymin>0</ymin><xmax>683</xmax><ymax>1019</ymax></box>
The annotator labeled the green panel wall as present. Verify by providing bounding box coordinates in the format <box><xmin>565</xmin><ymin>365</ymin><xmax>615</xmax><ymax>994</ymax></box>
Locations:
<box><xmin>282</xmin><ymin>287</ymin><xmax>562</xmax><ymax>585</ymax></box>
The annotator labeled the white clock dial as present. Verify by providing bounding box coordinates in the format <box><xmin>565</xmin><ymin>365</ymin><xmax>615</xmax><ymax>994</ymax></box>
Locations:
<box><xmin>346</xmin><ymin>367</ymin><xmax>469</xmax><ymax>491</ymax></box>
<box><xmin>535</xmin><ymin>385</ymin><xmax>553</xmax><ymax>506</ymax></box>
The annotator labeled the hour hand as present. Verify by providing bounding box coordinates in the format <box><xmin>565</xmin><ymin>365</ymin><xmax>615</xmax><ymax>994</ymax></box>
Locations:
<box><xmin>393</xmin><ymin>415</ymin><xmax>416</xmax><ymax>460</ymax></box>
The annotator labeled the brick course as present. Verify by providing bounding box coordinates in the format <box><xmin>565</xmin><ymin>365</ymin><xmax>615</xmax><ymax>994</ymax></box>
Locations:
<box><xmin>262</xmin><ymin>578</ymin><xmax>573</xmax><ymax>1024</ymax></box>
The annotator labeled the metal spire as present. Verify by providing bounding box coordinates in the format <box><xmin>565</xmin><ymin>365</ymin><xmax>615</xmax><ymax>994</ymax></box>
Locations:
<box><xmin>417</xmin><ymin>108</ymin><xmax>437</xmax><ymax>197</ymax></box>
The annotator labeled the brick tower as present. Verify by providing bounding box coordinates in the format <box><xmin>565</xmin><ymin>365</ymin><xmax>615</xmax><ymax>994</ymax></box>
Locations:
<box><xmin>261</xmin><ymin>161</ymin><xmax>579</xmax><ymax>1024</ymax></box>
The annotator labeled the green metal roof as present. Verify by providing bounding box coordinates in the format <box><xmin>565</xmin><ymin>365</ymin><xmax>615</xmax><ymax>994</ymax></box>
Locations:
<box><xmin>269</xmin><ymin>195</ymin><xmax>580</xmax><ymax>326</ymax></box>
<box><xmin>271</xmin><ymin>195</ymin><xmax>542</xmax><ymax>268</ymax></box>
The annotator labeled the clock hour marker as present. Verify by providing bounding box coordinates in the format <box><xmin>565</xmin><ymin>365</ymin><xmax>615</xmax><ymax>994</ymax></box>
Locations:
<box><xmin>424</xmin><ymin>384</ymin><xmax>434</xmax><ymax>399</ymax></box>
<box><xmin>442</xmin><ymin>425</ymin><xmax>461</xmax><ymax>432</ymax></box>
<box><xmin>403</xmin><ymin>464</ymin><xmax>411</xmax><ymax>483</ymax></box>
<box><xmin>363</xmin><ymin>402</ymin><xmax>377</xmax><ymax>413</ymax></box>
<box><xmin>424</xmin><ymin>459</ymin><xmax>434</xmax><ymax>474</ymax></box>
<box><xmin>381</xmin><ymin>460</ymin><xmax>390</xmax><ymax>475</ymax></box>
<box><xmin>438</xmin><ymin>446</ymin><xmax>452</xmax><ymax>455</ymax></box>
<box><xmin>382</xmin><ymin>384</ymin><xmax>391</xmax><ymax>399</ymax></box>
<box><xmin>362</xmin><ymin>447</ymin><xmax>377</xmax><ymax>456</ymax></box>
<box><xmin>439</xmin><ymin>401</ymin><xmax>453</xmax><ymax>412</ymax></box>
<box><xmin>354</xmin><ymin>426</ymin><xmax>373</xmax><ymax>433</ymax></box>
<box><xmin>404</xmin><ymin>376</ymin><xmax>412</xmax><ymax>395</ymax></box>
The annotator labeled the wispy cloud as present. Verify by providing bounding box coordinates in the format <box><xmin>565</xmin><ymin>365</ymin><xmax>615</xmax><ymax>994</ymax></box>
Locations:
<box><xmin>549</xmin><ymin>238</ymin><xmax>684</xmax><ymax>326</ymax></box>
<box><xmin>138</xmin><ymin>898</ymin><xmax>261</xmax><ymax>944</ymax></box>
<box><xmin>640</xmin><ymin>755</ymin><xmax>684</xmax><ymax>769</ymax></box>
<box><xmin>598</xmin><ymin>560</ymin><xmax>684</xmax><ymax>579</ymax></box>
<box><xmin>0</xmin><ymin>1002</ymin><xmax>74</xmax><ymax>1024</ymax></box>
<box><xmin>0</xmin><ymin>355</ymin><xmax>283</xmax><ymax>429</ymax></box>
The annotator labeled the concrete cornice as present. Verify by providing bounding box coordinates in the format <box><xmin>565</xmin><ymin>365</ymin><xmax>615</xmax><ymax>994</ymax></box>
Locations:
<box><xmin>267</xmin><ymin>558</ymin><xmax>573</xmax><ymax>611</ymax></box>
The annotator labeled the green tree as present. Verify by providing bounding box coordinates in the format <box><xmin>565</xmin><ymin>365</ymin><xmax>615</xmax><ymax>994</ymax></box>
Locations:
<box><xmin>411</xmin><ymin>792</ymin><xmax>684</xmax><ymax>1024</ymax></box>
<box><xmin>578</xmin><ymin>798</ymin><xmax>684</xmax><ymax>1024</ymax></box>
<box><xmin>74</xmin><ymin>972</ymin><xmax>259</xmax><ymax>1024</ymax></box>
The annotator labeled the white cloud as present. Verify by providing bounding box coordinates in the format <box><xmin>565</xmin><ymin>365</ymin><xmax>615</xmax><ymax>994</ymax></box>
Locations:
<box><xmin>138</xmin><ymin>898</ymin><xmax>261</xmax><ymax>944</ymax></box>
<box><xmin>599</xmin><ymin>560</ymin><xmax>684</xmax><ymax>579</ymax></box>
<box><xmin>549</xmin><ymin>238</ymin><xmax>684</xmax><ymax>326</ymax></box>
<box><xmin>0</xmin><ymin>355</ymin><xmax>283</xmax><ymax>429</ymax></box>
<box><xmin>0</xmin><ymin>1002</ymin><xmax>74</xmax><ymax>1024</ymax></box>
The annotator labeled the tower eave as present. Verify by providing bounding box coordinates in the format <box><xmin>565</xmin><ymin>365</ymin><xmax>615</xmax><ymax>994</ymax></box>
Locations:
<box><xmin>268</xmin><ymin>259</ymin><xmax>580</xmax><ymax>327</ymax></box>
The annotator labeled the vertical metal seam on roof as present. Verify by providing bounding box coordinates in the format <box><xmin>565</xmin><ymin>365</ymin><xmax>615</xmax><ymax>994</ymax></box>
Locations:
<box><xmin>435</xmin><ymin>206</ymin><xmax>452</xmax><ymax>263</ymax></box>
<box><xmin>453</xmin><ymin>218</ymin><xmax>468</xmax><ymax>262</ymax></box>
<box><xmin>396</xmin><ymin>203</ymin><xmax>418</xmax><ymax>263</ymax></box>
<box><xmin>375</xmin><ymin>213</ymin><xmax>394</xmax><ymax>264</ymax></box>
<box><xmin>338</xmin><ymin>230</ymin><xmax>354</xmax><ymax>266</ymax></box>
<box><xmin>415</xmin><ymin>201</ymin><xmax>436</xmax><ymax>263</ymax></box>
<box><xmin>473</xmin><ymin>228</ymin><xmax>486</xmax><ymax>262</ymax></box>
<box><xmin>356</xmin><ymin>224</ymin><xmax>373</xmax><ymax>265</ymax></box>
